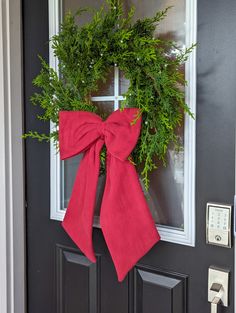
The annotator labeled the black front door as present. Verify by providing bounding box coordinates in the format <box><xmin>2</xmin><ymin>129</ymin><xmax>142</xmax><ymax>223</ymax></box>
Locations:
<box><xmin>23</xmin><ymin>0</ymin><xmax>236</xmax><ymax>312</ymax></box>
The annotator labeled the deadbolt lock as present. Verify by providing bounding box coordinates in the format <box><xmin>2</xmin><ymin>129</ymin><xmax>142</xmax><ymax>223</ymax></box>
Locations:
<box><xmin>206</xmin><ymin>202</ymin><xmax>232</xmax><ymax>248</ymax></box>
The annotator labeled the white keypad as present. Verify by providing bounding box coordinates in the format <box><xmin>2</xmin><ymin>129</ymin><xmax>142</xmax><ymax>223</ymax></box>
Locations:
<box><xmin>207</xmin><ymin>204</ymin><xmax>231</xmax><ymax>247</ymax></box>
<box><xmin>209</xmin><ymin>206</ymin><xmax>229</xmax><ymax>231</ymax></box>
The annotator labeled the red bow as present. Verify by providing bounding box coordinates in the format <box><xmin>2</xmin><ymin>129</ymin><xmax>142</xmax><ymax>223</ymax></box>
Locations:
<box><xmin>59</xmin><ymin>108</ymin><xmax>160</xmax><ymax>281</ymax></box>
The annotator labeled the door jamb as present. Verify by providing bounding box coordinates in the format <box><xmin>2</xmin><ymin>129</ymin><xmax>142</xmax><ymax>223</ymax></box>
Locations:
<box><xmin>0</xmin><ymin>1</ymin><xmax>26</xmax><ymax>313</ymax></box>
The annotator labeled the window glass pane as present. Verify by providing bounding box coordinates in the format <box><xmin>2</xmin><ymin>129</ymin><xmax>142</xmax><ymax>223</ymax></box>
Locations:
<box><xmin>61</xmin><ymin>0</ymin><xmax>186</xmax><ymax>230</ymax></box>
<box><xmin>124</xmin><ymin>0</ymin><xmax>185</xmax><ymax>45</ymax></box>
<box><xmin>63</xmin><ymin>0</ymin><xmax>104</xmax><ymax>20</ymax></box>
<box><xmin>145</xmin><ymin>124</ymin><xmax>184</xmax><ymax>229</ymax></box>
<box><xmin>61</xmin><ymin>102</ymin><xmax>114</xmax><ymax>210</ymax></box>
<box><xmin>91</xmin><ymin>69</ymin><xmax>115</xmax><ymax>97</ymax></box>
<box><xmin>123</xmin><ymin>0</ymin><xmax>185</xmax><ymax>229</ymax></box>
<box><xmin>119</xmin><ymin>71</ymin><xmax>129</xmax><ymax>95</ymax></box>
<box><xmin>93</xmin><ymin>101</ymin><xmax>114</xmax><ymax>119</ymax></box>
<box><xmin>62</xmin><ymin>156</ymin><xmax>105</xmax><ymax>216</ymax></box>
<box><xmin>61</xmin><ymin>155</ymin><xmax>82</xmax><ymax>210</ymax></box>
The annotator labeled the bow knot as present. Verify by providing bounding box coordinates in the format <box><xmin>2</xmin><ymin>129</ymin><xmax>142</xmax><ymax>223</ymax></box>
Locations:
<box><xmin>97</xmin><ymin>121</ymin><xmax>106</xmax><ymax>139</ymax></box>
<box><xmin>59</xmin><ymin>108</ymin><xmax>160</xmax><ymax>281</ymax></box>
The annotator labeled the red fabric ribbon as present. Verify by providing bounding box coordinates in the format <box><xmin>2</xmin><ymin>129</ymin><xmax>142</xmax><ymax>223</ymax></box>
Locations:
<box><xmin>59</xmin><ymin>108</ymin><xmax>160</xmax><ymax>281</ymax></box>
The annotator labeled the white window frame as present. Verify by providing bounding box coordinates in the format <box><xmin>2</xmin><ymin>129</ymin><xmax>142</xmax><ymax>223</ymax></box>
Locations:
<box><xmin>49</xmin><ymin>0</ymin><xmax>197</xmax><ymax>246</ymax></box>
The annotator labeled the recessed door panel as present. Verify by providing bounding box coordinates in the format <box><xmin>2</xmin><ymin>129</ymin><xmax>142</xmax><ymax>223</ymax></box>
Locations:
<box><xmin>134</xmin><ymin>266</ymin><xmax>187</xmax><ymax>313</ymax></box>
<box><xmin>56</xmin><ymin>245</ymin><xmax>100</xmax><ymax>313</ymax></box>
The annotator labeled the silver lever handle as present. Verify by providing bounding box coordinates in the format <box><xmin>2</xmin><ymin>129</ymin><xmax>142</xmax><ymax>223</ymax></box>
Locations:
<box><xmin>208</xmin><ymin>266</ymin><xmax>230</xmax><ymax>313</ymax></box>
<box><xmin>211</xmin><ymin>296</ymin><xmax>221</xmax><ymax>313</ymax></box>
<box><xmin>210</xmin><ymin>283</ymin><xmax>222</xmax><ymax>313</ymax></box>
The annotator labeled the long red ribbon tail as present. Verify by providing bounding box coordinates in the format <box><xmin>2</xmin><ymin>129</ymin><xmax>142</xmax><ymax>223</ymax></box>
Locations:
<box><xmin>100</xmin><ymin>154</ymin><xmax>160</xmax><ymax>282</ymax></box>
<box><xmin>62</xmin><ymin>139</ymin><xmax>104</xmax><ymax>262</ymax></box>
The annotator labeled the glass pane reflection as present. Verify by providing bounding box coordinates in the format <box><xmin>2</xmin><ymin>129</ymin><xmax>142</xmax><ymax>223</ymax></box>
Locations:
<box><xmin>62</xmin><ymin>0</ymin><xmax>186</xmax><ymax>230</ymax></box>
<box><xmin>94</xmin><ymin>101</ymin><xmax>114</xmax><ymax>119</ymax></box>
<box><xmin>119</xmin><ymin>70</ymin><xmax>129</xmax><ymax>95</ymax></box>
<box><xmin>62</xmin><ymin>156</ymin><xmax>105</xmax><ymax>216</ymax></box>
<box><xmin>61</xmin><ymin>154</ymin><xmax>82</xmax><ymax>209</ymax></box>
<box><xmin>123</xmin><ymin>0</ymin><xmax>185</xmax><ymax>46</ymax></box>
<box><xmin>145</xmin><ymin>150</ymin><xmax>184</xmax><ymax>229</ymax></box>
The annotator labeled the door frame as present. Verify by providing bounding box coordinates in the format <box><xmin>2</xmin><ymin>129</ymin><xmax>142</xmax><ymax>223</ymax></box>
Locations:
<box><xmin>0</xmin><ymin>1</ymin><xmax>26</xmax><ymax>313</ymax></box>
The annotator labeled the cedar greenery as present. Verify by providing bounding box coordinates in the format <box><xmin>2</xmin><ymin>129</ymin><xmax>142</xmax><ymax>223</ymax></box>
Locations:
<box><xmin>24</xmin><ymin>0</ymin><xmax>194</xmax><ymax>188</ymax></box>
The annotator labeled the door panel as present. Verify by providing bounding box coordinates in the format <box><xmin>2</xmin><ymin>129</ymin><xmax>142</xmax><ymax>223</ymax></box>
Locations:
<box><xmin>56</xmin><ymin>245</ymin><xmax>99</xmax><ymax>313</ymax></box>
<box><xmin>134</xmin><ymin>266</ymin><xmax>187</xmax><ymax>313</ymax></box>
<box><xmin>56</xmin><ymin>244</ymin><xmax>131</xmax><ymax>313</ymax></box>
<box><xmin>23</xmin><ymin>0</ymin><xmax>236</xmax><ymax>312</ymax></box>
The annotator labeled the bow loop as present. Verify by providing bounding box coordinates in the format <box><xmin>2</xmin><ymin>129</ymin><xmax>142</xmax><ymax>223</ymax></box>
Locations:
<box><xmin>59</xmin><ymin>111</ymin><xmax>102</xmax><ymax>160</ymax></box>
<box><xmin>104</xmin><ymin>109</ymin><xmax>141</xmax><ymax>161</ymax></box>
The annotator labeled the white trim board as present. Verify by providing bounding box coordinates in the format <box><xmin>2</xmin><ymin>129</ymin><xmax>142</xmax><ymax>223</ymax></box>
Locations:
<box><xmin>0</xmin><ymin>1</ymin><xmax>25</xmax><ymax>313</ymax></box>
<box><xmin>49</xmin><ymin>0</ymin><xmax>197</xmax><ymax>247</ymax></box>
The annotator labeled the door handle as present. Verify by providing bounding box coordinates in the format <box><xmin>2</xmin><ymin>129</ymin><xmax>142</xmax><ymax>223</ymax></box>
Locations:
<box><xmin>211</xmin><ymin>296</ymin><xmax>221</xmax><ymax>313</ymax></box>
<box><xmin>210</xmin><ymin>284</ymin><xmax>222</xmax><ymax>313</ymax></box>
<box><xmin>208</xmin><ymin>266</ymin><xmax>229</xmax><ymax>312</ymax></box>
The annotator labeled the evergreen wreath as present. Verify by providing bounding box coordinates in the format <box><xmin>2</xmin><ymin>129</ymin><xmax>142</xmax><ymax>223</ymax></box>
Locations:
<box><xmin>24</xmin><ymin>0</ymin><xmax>195</xmax><ymax>188</ymax></box>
